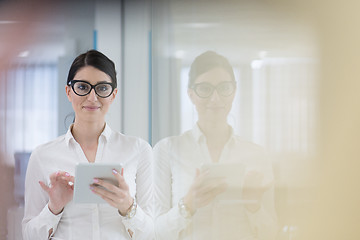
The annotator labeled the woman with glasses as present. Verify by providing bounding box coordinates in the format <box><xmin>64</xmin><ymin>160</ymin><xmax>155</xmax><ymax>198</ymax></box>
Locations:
<box><xmin>154</xmin><ymin>51</ymin><xmax>277</xmax><ymax>239</ymax></box>
<box><xmin>22</xmin><ymin>50</ymin><xmax>153</xmax><ymax>240</ymax></box>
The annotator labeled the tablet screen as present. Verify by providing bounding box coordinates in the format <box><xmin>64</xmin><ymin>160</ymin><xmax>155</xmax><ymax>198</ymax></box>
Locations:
<box><xmin>201</xmin><ymin>163</ymin><xmax>246</xmax><ymax>201</ymax></box>
<box><xmin>73</xmin><ymin>163</ymin><xmax>122</xmax><ymax>204</ymax></box>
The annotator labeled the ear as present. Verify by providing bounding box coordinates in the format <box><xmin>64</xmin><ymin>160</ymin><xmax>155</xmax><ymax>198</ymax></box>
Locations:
<box><xmin>65</xmin><ymin>85</ymin><xmax>72</xmax><ymax>102</ymax></box>
<box><xmin>187</xmin><ymin>88</ymin><xmax>196</xmax><ymax>105</ymax></box>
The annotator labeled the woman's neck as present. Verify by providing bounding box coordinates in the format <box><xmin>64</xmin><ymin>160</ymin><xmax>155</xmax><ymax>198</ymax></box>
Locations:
<box><xmin>197</xmin><ymin>120</ymin><xmax>231</xmax><ymax>141</ymax></box>
<box><xmin>71</xmin><ymin>120</ymin><xmax>105</xmax><ymax>146</ymax></box>
<box><xmin>197</xmin><ymin>120</ymin><xmax>232</xmax><ymax>162</ymax></box>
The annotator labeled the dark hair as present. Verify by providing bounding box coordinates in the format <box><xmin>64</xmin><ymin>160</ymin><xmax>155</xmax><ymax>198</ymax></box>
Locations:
<box><xmin>188</xmin><ymin>51</ymin><xmax>235</xmax><ymax>87</ymax></box>
<box><xmin>67</xmin><ymin>50</ymin><xmax>117</xmax><ymax>88</ymax></box>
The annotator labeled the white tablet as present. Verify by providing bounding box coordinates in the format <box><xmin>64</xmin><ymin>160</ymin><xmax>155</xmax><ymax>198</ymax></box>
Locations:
<box><xmin>73</xmin><ymin>163</ymin><xmax>122</xmax><ymax>204</ymax></box>
<box><xmin>201</xmin><ymin>163</ymin><xmax>246</xmax><ymax>200</ymax></box>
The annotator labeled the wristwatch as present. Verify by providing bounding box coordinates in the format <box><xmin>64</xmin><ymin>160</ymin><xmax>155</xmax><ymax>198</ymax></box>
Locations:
<box><xmin>126</xmin><ymin>197</ymin><xmax>137</xmax><ymax>219</ymax></box>
<box><xmin>119</xmin><ymin>197</ymin><xmax>137</xmax><ymax>219</ymax></box>
<box><xmin>178</xmin><ymin>198</ymin><xmax>192</xmax><ymax>219</ymax></box>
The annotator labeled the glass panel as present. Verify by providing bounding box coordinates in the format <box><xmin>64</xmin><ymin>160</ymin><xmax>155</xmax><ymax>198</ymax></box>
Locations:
<box><xmin>151</xmin><ymin>1</ymin><xmax>319</xmax><ymax>239</ymax></box>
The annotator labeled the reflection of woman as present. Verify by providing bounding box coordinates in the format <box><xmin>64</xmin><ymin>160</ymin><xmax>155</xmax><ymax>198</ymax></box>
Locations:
<box><xmin>22</xmin><ymin>50</ymin><xmax>153</xmax><ymax>240</ymax></box>
<box><xmin>154</xmin><ymin>51</ymin><xmax>277</xmax><ymax>239</ymax></box>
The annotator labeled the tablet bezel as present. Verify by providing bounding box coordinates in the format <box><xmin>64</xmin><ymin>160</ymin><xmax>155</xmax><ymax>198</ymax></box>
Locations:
<box><xmin>73</xmin><ymin>163</ymin><xmax>122</xmax><ymax>204</ymax></box>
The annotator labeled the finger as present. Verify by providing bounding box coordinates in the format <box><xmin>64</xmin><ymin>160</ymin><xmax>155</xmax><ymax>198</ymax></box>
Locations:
<box><xmin>90</xmin><ymin>184</ymin><xmax>116</xmax><ymax>199</ymax></box>
<box><xmin>193</xmin><ymin>168</ymin><xmax>207</xmax><ymax>183</ymax></box>
<box><xmin>90</xmin><ymin>184</ymin><xmax>127</xmax><ymax>203</ymax></box>
<box><xmin>196</xmin><ymin>168</ymin><xmax>200</xmax><ymax>177</ymax></box>
<box><xmin>193</xmin><ymin>170</ymin><xmax>212</xmax><ymax>188</ymax></box>
<box><xmin>49</xmin><ymin>171</ymin><xmax>59</xmax><ymax>183</ymax></box>
<box><xmin>50</xmin><ymin>171</ymin><xmax>67</xmax><ymax>186</ymax></box>
<box><xmin>63</xmin><ymin>171</ymin><xmax>74</xmax><ymax>179</ymax></box>
<box><xmin>195</xmin><ymin>189</ymin><xmax>222</xmax><ymax>207</ymax></box>
<box><xmin>197</xmin><ymin>181</ymin><xmax>227</xmax><ymax>196</ymax></box>
<box><xmin>203</xmin><ymin>183</ymin><xmax>227</xmax><ymax>199</ymax></box>
<box><xmin>90</xmin><ymin>185</ymin><xmax>108</xmax><ymax>196</ymax></box>
<box><xmin>90</xmin><ymin>186</ymin><xmax>118</xmax><ymax>207</ymax></box>
<box><xmin>68</xmin><ymin>175</ymin><xmax>75</xmax><ymax>186</ymax></box>
<box><xmin>58</xmin><ymin>176</ymin><xmax>75</xmax><ymax>189</ymax></box>
<box><xmin>199</xmin><ymin>176</ymin><xmax>226</xmax><ymax>188</ymax></box>
<box><xmin>59</xmin><ymin>173</ymin><xmax>75</xmax><ymax>184</ymax></box>
<box><xmin>54</xmin><ymin>171</ymin><xmax>73</xmax><ymax>178</ymax></box>
<box><xmin>97</xmin><ymin>194</ymin><xmax>119</xmax><ymax>209</ymax></box>
<box><xmin>194</xmin><ymin>177</ymin><xmax>225</xmax><ymax>196</ymax></box>
<box><xmin>113</xmin><ymin>168</ymin><xmax>129</xmax><ymax>190</ymax></box>
<box><xmin>39</xmin><ymin>181</ymin><xmax>50</xmax><ymax>193</ymax></box>
<box><xmin>97</xmin><ymin>193</ymin><xmax>131</xmax><ymax>212</ymax></box>
<box><xmin>92</xmin><ymin>178</ymin><xmax>119</xmax><ymax>193</ymax></box>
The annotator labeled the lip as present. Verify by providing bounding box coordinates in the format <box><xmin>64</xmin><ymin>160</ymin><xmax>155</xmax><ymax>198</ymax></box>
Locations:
<box><xmin>83</xmin><ymin>106</ymin><xmax>101</xmax><ymax>111</ymax></box>
<box><xmin>206</xmin><ymin>106</ymin><xmax>225</xmax><ymax>109</ymax></box>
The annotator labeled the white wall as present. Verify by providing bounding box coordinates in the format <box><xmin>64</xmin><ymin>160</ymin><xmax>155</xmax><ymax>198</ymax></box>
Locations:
<box><xmin>57</xmin><ymin>2</ymin><xmax>95</xmax><ymax>135</ymax></box>
<box><xmin>95</xmin><ymin>0</ymin><xmax>122</xmax><ymax>133</ymax></box>
<box><xmin>121</xmin><ymin>0</ymin><xmax>151</xmax><ymax>142</ymax></box>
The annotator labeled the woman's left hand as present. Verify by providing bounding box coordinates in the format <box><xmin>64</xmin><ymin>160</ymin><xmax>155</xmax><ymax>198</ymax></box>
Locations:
<box><xmin>90</xmin><ymin>168</ymin><xmax>133</xmax><ymax>215</ymax></box>
<box><xmin>242</xmin><ymin>170</ymin><xmax>273</xmax><ymax>212</ymax></box>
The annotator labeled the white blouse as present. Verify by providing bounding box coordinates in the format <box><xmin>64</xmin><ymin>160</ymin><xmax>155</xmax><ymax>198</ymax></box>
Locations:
<box><xmin>153</xmin><ymin>124</ymin><xmax>278</xmax><ymax>240</ymax></box>
<box><xmin>22</xmin><ymin>124</ymin><xmax>154</xmax><ymax>240</ymax></box>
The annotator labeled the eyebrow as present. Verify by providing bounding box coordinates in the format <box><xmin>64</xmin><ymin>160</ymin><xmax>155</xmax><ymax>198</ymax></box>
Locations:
<box><xmin>73</xmin><ymin>80</ymin><xmax>112</xmax><ymax>84</ymax></box>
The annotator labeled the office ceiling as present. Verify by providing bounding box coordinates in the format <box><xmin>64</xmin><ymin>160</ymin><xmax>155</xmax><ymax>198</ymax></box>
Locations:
<box><xmin>168</xmin><ymin>0</ymin><xmax>318</xmax><ymax>65</ymax></box>
<box><xmin>0</xmin><ymin>0</ymin><xmax>318</xmax><ymax>65</ymax></box>
<box><xmin>0</xmin><ymin>0</ymin><xmax>93</xmax><ymax>64</ymax></box>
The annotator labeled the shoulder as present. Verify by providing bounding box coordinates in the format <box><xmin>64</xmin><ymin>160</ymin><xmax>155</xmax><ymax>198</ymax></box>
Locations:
<box><xmin>230</xmin><ymin>136</ymin><xmax>274</xmax><ymax>168</ymax></box>
<box><xmin>153</xmin><ymin>129</ymin><xmax>193</xmax><ymax>151</ymax></box>
<box><xmin>31</xmin><ymin>134</ymin><xmax>67</xmax><ymax>157</ymax></box>
<box><xmin>232</xmin><ymin>135</ymin><xmax>265</xmax><ymax>152</ymax></box>
<box><xmin>27</xmin><ymin>134</ymin><xmax>67</xmax><ymax>169</ymax></box>
<box><xmin>110</xmin><ymin>131</ymin><xmax>152</xmax><ymax>152</ymax></box>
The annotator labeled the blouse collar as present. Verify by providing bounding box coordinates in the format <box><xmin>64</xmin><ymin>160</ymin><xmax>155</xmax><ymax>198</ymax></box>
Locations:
<box><xmin>191</xmin><ymin>122</ymin><xmax>235</xmax><ymax>144</ymax></box>
<box><xmin>65</xmin><ymin>123</ymin><xmax>112</xmax><ymax>146</ymax></box>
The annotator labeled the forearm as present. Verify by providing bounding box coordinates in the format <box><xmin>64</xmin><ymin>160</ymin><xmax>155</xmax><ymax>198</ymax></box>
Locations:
<box><xmin>22</xmin><ymin>203</ymin><xmax>63</xmax><ymax>240</ymax></box>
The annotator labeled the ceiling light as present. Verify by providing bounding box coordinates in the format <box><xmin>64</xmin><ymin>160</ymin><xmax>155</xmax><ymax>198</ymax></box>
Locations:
<box><xmin>0</xmin><ymin>20</ymin><xmax>18</xmax><ymax>24</ymax></box>
<box><xmin>175</xmin><ymin>50</ymin><xmax>185</xmax><ymax>59</ymax></box>
<box><xmin>18</xmin><ymin>51</ymin><xmax>29</xmax><ymax>58</ymax></box>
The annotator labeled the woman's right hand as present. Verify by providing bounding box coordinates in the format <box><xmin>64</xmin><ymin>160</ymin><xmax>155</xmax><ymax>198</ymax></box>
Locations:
<box><xmin>39</xmin><ymin>171</ymin><xmax>75</xmax><ymax>215</ymax></box>
<box><xmin>183</xmin><ymin>169</ymin><xmax>227</xmax><ymax>215</ymax></box>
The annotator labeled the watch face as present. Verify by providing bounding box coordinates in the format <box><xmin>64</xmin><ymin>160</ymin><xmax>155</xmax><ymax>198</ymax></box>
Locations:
<box><xmin>180</xmin><ymin>206</ymin><xmax>191</xmax><ymax>218</ymax></box>
<box><xmin>128</xmin><ymin>209</ymin><xmax>135</xmax><ymax>218</ymax></box>
<box><xmin>127</xmin><ymin>201</ymin><xmax>137</xmax><ymax>219</ymax></box>
<box><xmin>179</xmin><ymin>199</ymin><xmax>191</xmax><ymax>218</ymax></box>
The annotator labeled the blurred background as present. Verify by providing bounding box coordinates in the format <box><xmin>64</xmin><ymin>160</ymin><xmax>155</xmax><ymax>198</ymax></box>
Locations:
<box><xmin>1</xmin><ymin>0</ymin><xmax>360</xmax><ymax>239</ymax></box>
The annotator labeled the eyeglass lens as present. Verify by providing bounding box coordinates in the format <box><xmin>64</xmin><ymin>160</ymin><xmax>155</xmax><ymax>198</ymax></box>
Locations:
<box><xmin>194</xmin><ymin>82</ymin><xmax>235</xmax><ymax>98</ymax></box>
<box><xmin>72</xmin><ymin>81</ymin><xmax>113</xmax><ymax>98</ymax></box>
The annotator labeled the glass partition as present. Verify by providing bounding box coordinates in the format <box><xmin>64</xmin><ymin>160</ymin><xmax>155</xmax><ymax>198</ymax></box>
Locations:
<box><xmin>151</xmin><ymin>1</ymin><xmax>319</xmax><ymax>239</ymax></box>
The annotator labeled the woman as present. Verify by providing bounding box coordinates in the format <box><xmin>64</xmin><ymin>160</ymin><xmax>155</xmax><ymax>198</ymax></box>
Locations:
<box><xmin>22</xmin><ymin>50</ymin><xmax>153</xmax><ymax>240</ymax></box>
<box><xmin>154</xmin><ymin>51</ymin><xmax>277</xmax><ymax>239</ymax></box>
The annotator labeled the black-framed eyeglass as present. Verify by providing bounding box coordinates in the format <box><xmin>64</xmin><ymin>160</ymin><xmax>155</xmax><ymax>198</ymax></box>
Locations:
<box><xmin>68</xmin><ymin>80</ymin><xmax>115</xmax><ymax>98</ymax></box>
<box><xmin>190</xmin><ymin>81</ymin><xmax>236</xmax><ymax>98</ymax></box>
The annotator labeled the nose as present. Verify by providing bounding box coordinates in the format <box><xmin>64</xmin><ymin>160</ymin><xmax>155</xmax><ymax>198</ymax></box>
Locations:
<box><xmin>209</xmin><ymin>89</ymin><xmax>221</xmax><ymax>102</ymax></box>
<box><xmin>87</xmin><ymin>88</ymin><xmax>98</xmax><ymax>102</ymax></box>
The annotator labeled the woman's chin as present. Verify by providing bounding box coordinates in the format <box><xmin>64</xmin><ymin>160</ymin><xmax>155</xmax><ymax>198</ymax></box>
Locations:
<box><xmin>200</xmin><ymin>112</ymin><xmax>228</xmax><ymax>123</ymax></box>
